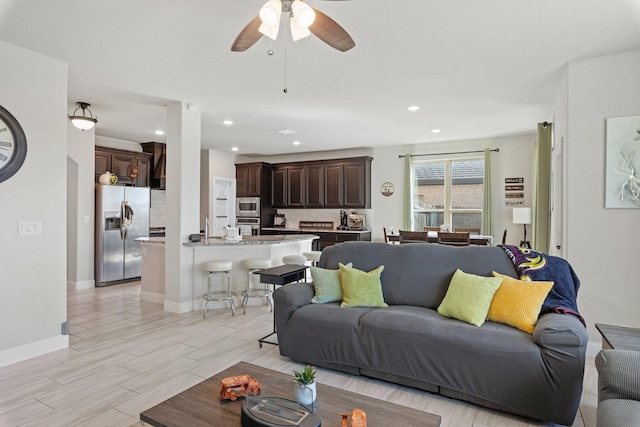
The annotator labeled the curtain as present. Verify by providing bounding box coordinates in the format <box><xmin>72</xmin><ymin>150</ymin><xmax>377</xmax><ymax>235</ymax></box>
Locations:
<box><xmin>403</xmin><ymin>154</ymin><xmax>412</xmax><ymax>230</ymax></box>
<box><xmin>532</xmin><ymin>123</ymin><xmax>552</xmax><ymax>252</ymax></box>
<box><xmin>482</xmin><ymin>148</ymin><xmax>492</xmax><ymax>236</ymax></box>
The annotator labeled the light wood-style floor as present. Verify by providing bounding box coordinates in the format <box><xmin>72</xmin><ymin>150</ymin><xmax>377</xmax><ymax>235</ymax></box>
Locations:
<box><xmin>0</xmin><ymin>282</ymin><xmax>597</xmax><ymax>427</ymax></box>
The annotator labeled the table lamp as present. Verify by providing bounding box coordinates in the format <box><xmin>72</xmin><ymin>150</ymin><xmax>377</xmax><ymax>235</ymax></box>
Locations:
<box><xmin>512</xmin><ymin>207</ymin><xmax>532</xmax><ymax>249</ymax></box>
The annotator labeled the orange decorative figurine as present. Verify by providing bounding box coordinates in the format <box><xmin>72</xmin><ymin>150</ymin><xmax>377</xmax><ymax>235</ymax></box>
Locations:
<box><xmin>350</xmin><ymin>409</ymin><xmax>367</xmax><ymax>427</ymax></box>
<box><xmin>219</xmin><ymin>374</ymin><xmax>262</xmax><ymax>401</ymax></box>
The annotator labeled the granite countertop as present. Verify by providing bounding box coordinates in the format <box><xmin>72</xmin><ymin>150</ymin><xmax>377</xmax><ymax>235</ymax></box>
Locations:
<box><xmin>261</xmin><ymin>227</ymin><xmax>371</xmax><ymax>234</ymax></box>
<box><xmin>183</xmin><ymin>234</ymin><xmax>319</xmax><ymax>247</ymax></box>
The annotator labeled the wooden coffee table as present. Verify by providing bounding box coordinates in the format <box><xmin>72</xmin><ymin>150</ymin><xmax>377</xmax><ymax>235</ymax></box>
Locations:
<box><xmin>140</xmin><ymin>362</ymin><xmax>441</xmax><ymax>427</ymax></box>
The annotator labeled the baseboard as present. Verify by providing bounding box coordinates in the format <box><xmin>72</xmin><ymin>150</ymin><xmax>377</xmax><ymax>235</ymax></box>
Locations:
<box><xmin>140</xmin><ymin>290</ymin><xmax>165</xmax><ymax>304</ymax></box>
<box><xmin>0</xmin><ymin>335</ymin><xmax>69</xmax><ymax>368</ymax></box>
<box><xmin>163</xmin><ymin>299</ymin><xmax>193</xmax><ymax>314</ymax></box>
<box><xmin>67</xmin><ymin>279</ymin><xmax>95</xmax><ymax>291</ymax></box>
<box><xmin>586</xmin><ymin>340</ymin><xmax>602</xmax><ymax>358</ymax></box>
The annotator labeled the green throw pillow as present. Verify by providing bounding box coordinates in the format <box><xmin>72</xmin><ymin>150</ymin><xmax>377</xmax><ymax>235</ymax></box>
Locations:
<box><xmin>437</xmin><ymin>269</ymin><xmax>502</xmax><ymax>327</ymax></box>
<box><xmin>310</xmin><ymin>262</ymin><xmax>352</xmax><ymax>304</ymax></box>
<box><xmin>339</xmin><ymin>263</ymin><xmax>388</xmax><ymax>308</ymax></box>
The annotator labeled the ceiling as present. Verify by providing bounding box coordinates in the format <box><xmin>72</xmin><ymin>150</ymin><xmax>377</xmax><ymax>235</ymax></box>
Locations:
<box><xmin>1</xmin><ymin>0</ymin><xmax>640</xmax><ymax>156</ymax></box>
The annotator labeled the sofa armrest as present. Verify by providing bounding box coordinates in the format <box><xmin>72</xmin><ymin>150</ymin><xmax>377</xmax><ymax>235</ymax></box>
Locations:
<box><xmin>596</xmin><ymin>349</ymin><xmax>640</xmax><ymax>403</ymax></box>
<box><xmin>273</xmin><ymin>282</ymin><xmax>314</xmax><ymax>336</ymax></box>
<box><xmin>532</xmin><ymin>312</ymin><xmax>588</xmax><ymax>354</ymax></box>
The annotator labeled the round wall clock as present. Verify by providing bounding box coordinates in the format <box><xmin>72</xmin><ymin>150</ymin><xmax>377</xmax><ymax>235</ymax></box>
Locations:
<box><xmin>380</xmin><ymin>181</ymin><xmax>395</xmax><ymax>197</ymax></box>
<box><xmin>0</xmin><ymin>105</ymin><xmax>27</xmax><ymax>183</ymax></box>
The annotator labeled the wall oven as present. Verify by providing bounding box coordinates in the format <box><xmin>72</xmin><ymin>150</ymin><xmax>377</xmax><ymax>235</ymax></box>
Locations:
<box><xmin>236</xmin><ymin>216</ymin><xmax>260</xmax><ymax>236</ymax></box>
<box><xmin>236</xmin><ymin>197</ymin><xmax>260</xmax><ymax>218</ymax></box>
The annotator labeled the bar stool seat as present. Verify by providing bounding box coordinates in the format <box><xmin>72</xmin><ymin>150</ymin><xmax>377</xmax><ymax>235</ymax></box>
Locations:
<box><xmin>303</xmin><ymin>251</ymin><xmax>322</xmax><ymax>266</ymax></box>
<box><xmin>201</xmin><ymin>260</ymin><xmax>235</xmax><ymax>317</ymax></box>
<box><xmin>241</xmin><ymin>258</ymin><xmax>273</xmax><ymax>314</ymax></box>
<box><xmin>282</xmin><ymin>254</ymin><xmax>307</xmax><ymax>265</ymax></box>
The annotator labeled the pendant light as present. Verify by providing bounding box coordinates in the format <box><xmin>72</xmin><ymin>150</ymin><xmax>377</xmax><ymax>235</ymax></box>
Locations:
<box><xmin>69</xmin><ymin>102</ymin><xmax>98</xmax><ymax>131</ymax></box>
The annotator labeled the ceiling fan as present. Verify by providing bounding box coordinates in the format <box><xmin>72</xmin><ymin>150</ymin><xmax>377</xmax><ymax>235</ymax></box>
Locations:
<box><xmin>231</xmin><ymin>0</ymin><xmax>355</xmax><ymax>53</ymax></box>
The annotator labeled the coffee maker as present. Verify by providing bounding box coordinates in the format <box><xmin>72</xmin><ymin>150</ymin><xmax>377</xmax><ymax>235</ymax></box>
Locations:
<box><xmin>338</xmin><ymin>210</ymin><xmax>349</xmax><ymax>230</ymax></box>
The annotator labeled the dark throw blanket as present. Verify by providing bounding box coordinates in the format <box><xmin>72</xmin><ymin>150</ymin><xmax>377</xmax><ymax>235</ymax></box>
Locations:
<box><xmin>500</xmin><ymin>245</ymin><xmax>585</xmax><ymax>326</ymax></box>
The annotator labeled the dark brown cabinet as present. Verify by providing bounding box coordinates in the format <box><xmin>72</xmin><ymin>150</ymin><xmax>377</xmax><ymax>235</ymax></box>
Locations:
<box><xmin>306</xmin><ymin>164</ymin><xmax>325</xmax><ymax>208</ymax></box>
<box><xmin>141</xmin><ymin>142</ymin><xmax>166</xmax><ymax>189</ymax></box>
<box><xmin>343</xmin><ymin>159</ymin><xmax>371</xmax><ymax>208</ymax></box>
<box><xmin>269</xmin><ymin>157</ymin><xmax>372</xmax><ymax>209</ymax></box>
<box><xmin>271</xmin><ymin>165</ymin><xmax>305</xmax><ymax>208</ymax></box>
<box><xmin>95</xmin><ymin>146</ymin><xmax>152</xmax><ymax>187</ymax></box>
<box><xmin>236</xmin><ymin>162</ymin><xmax>270</xmax><ymax>197</ymax></box>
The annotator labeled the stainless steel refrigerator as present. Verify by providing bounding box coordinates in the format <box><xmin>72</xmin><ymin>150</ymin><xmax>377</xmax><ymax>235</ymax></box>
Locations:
<box><xmin>95</xmin><ymin>184</ymin><xmax>150</xmax><ymax>286</ymax></box>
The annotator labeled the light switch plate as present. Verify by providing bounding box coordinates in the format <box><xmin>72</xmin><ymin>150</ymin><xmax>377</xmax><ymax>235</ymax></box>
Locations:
<box><xmin>19</xmin><ymin>221</ymin><xmax>42</xmax><ymax>235</ymax></box>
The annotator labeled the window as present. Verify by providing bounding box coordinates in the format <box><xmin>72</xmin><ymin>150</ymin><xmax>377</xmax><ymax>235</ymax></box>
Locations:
<box><xmin>412</xmin><ymin>158</ymin><xmax>484</xmax><ymax>230</ymax></box>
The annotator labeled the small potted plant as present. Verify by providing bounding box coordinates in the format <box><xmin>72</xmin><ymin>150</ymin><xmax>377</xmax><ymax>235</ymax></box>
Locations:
<box><xmin>292</xmin><ymin>365</ymin><xmax>317</xmax><ymax>405</ymax></box>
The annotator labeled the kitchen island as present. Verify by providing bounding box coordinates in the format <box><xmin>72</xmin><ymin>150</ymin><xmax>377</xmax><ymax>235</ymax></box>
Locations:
<box><xmin>261</xmin><ymin>227</ymin><xmax>371</xmax><ymax>250</ymax></box>
<box><xmin>138</xmin><ymin>234</ymin><xmax>317</xmax><ymax>311</ymax></box>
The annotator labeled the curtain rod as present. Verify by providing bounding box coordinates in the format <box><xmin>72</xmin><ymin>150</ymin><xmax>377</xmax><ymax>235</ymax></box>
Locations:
<box><xmin>398</xmin><ymin>148</ymin><xmax>499</xmax><ymax>158</ymax></box>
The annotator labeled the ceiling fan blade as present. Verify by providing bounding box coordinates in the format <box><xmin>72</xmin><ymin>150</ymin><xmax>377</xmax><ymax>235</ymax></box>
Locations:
<box><xmin>309</xmin><ymin>8</ymin><xmax>355</xmax><ymax>52</ymax></box>
<box><xmin>231</xmin><ymin>15</ymin><xmax>263</xmax><ymax>52</ymax></box>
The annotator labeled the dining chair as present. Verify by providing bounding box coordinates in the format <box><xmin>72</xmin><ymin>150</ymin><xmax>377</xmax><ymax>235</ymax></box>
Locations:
<box><xmin>437</xmin><ymin>231</ymin><xmax>470</xmax><ymax>247</ymax></box>
<box><xmin>423</xmin><ymin>226</ymin><xmax>440</xmax><ymax>232</ymax></box>
<box><xmin>383</xmin><ymin>227</ymin><xmax>400</xmax><ymax>244</ymax></box>
<box><xmin>455</xmin><ymin>227</ymin><xmax>480</xmax><ymax>235</ymax></box>
<box><xmin>399</xmin><ymin>230</ymin><xmax>429</xmax><ymax>244</ymax></box>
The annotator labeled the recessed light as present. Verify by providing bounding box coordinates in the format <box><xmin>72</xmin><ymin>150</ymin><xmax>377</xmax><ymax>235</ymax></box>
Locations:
<box><xmin>222</xmin><ymin>120</ymin><xmax>234</xmax><ymax>126</ymax></box>
<box><xmin>431</xmin><ymin>129</ymin><xmax>441</xmax><ymax>133</ymax></box>
<box><xmin>408</xmin><ymin>106</ymin><xmax>420</xmax><ymax>112</ymax></box>
<box><xmin>154</xmin><ymin>130</ymin><xmax>165</xmax><ymax>135</ymax></box>
<box><xmin>292</xmin><ymin>141</ymin><xmax>301</xmax><ymax>146</ymax></box>
<box><xmin>278</xmin><ymin>129</ymin><xmax>296</xmax><ymax>135</ymax></box>
<box><xmin>231</xmin><ymin>147</ymin><xmax>239</xmax><ymax>152</ymax></box>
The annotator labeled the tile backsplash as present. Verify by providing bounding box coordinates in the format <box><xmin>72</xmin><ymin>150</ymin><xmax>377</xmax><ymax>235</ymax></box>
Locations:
<box><xmin>150</xmin><ymin>189</ymin><xmax>166</xmax><ymax>228</ymax></box>
<box><xmin>276</xmin><ymin>208</ymin><xmax>373</xmax><ymax>230</ymax></box>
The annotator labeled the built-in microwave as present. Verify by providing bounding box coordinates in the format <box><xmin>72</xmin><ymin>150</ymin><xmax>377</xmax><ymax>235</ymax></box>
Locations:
<box><xmin>236</xmin><ymin>197</ymin><xmax>260</xmax><ymax>218</ymax></box>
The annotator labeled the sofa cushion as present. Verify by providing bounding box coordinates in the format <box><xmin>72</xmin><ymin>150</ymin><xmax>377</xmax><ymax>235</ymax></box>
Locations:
<box><xmin>339</xmin><ymin>263</ymin><xmax>388</xmax><ymax>308</ymax></box>
<box><xmin>487</xmin><ymin>272</ymin><xmax>553</xmax><ymax>333</ymax></box>
<box><xmin>597</xmin><ymin>399</ymin><xmax>640</xmax><ymax>427</ymax></box>
<box><xmin>310</xmin><ymin>262</ymin><xmax>352</xmax><ymax>304</ymax></box>
<box><xmin>437</xmin><ymin>269</ymin><xmax>502</xmax><ymax>326</ymax></box>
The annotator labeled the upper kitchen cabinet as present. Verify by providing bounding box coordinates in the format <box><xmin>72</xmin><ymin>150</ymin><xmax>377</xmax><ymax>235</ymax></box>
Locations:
<box><xmin>269</xmin><ymin>157</ymin><xmax>372</xmax><ymax>209</ymax></box>
<box><xmin>271</xmin><ymin>164</ymin><xmax>305</xmax><ymax>208</ymax></box>
<box><xmin>343</xmin><ymin>158</ymin><xmax>372</xmax><ymax>208</ymax></box>
<box><xmin>236</xmin><ymin>162</ymin><xmax>271</xmax><ymax>198</ymax></box>
<box><xmin>95</xmin><ymin>146</ymin><xmax>152</xmax><ymax>187</ymax></box>
<box><xmin>141</xmin><ymin>142</ymin><xmax>166</xmax><ymax>189</ymax></box>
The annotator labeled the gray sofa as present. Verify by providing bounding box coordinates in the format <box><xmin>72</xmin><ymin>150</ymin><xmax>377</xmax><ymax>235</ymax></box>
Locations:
<box><xmin>595</xmin><ymin>349</ymin><xmax>640</xmax><ymax>427</ymax></box>
<box><xmin>274</xmin><ymin>241</ymin><xmax>588</xmax><ymax>426</ymax></box>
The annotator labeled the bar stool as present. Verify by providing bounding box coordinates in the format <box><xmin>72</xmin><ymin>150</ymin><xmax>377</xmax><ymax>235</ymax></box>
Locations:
<box><xmin>241</xmin><ymin>258</ymin><xmax>273</xmax><ymax>314</ymax></box>
<box><xmin>303</xmin><ymin>251</ymin><xmax>322</xmax><ymax>266</ymax></box>
<box><xmin>282</xmin><ymin>254</ymin><xmax>307</xmax><ymax>266</ymax></box>
<box><xmin>201</xmin><ymin>260</ymin><xmax>235</xmax><ymax>317</ymax></box>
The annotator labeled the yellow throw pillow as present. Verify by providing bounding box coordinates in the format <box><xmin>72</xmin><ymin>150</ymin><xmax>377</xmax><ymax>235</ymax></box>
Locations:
<box><xmin>487</xmin><ymin>272</ymin><xmax>554</xmax><ymax>333</ymax></box>
<box><xmin>338</xmin><ymin>263</ymin><xmax>387</xmax><ymax>308</ymax></box>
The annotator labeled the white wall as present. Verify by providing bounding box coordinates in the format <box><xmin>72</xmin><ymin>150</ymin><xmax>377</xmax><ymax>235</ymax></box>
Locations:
<box><xmin>560</xmin><ymin>49</ymin><xmax>640</xmax><ymax>343</ymax></box>
<box><xmin>200</xmin><ymin>149</ymin><xmax>237</xmax><ymax>230</ymax></box>
<box><xmin>67</xmin><ymin>122</ymin><xmax>95</xmax><ymax>290</ymax></box>
<box><xmin>0</xmin><ymin>41</ymin><xmax>68</xmax><ymax>366</ymax></box>
<box><xmin>95</xmin><ymin>135</ymin><xmax>142</xmax><ymax>152</ymax></box>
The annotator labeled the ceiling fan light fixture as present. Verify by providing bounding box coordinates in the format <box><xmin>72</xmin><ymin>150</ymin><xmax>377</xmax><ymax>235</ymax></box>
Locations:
<box><xmin>69</xmin><ymin>102</ymin><xmax>98</xmax><ymax>131</ymax></box>
<box><xmin>291</xmin><ymin>0</ymin><xmax>315</xmax><ymax>27</ymax></box>
<box><xmin>259</xmin><ymin>19</ymin><xmax>280</xmax><ymax>40</ymax></box>
<box><xmin>290</xmin><ymin>15</ymin><xmax>311</xmax><ymax>41</ymax></box>
<box><xmin>259</xmin><ymin>0</ymin><xmax>282</xmax><ymax>26</ymax></box>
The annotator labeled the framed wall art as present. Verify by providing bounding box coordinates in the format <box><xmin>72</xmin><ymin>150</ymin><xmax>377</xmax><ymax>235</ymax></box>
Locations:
<box><xmin>605</xmin><ymin>115</ymin><xmax>640</xmax><ymax>208</ymax></box>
